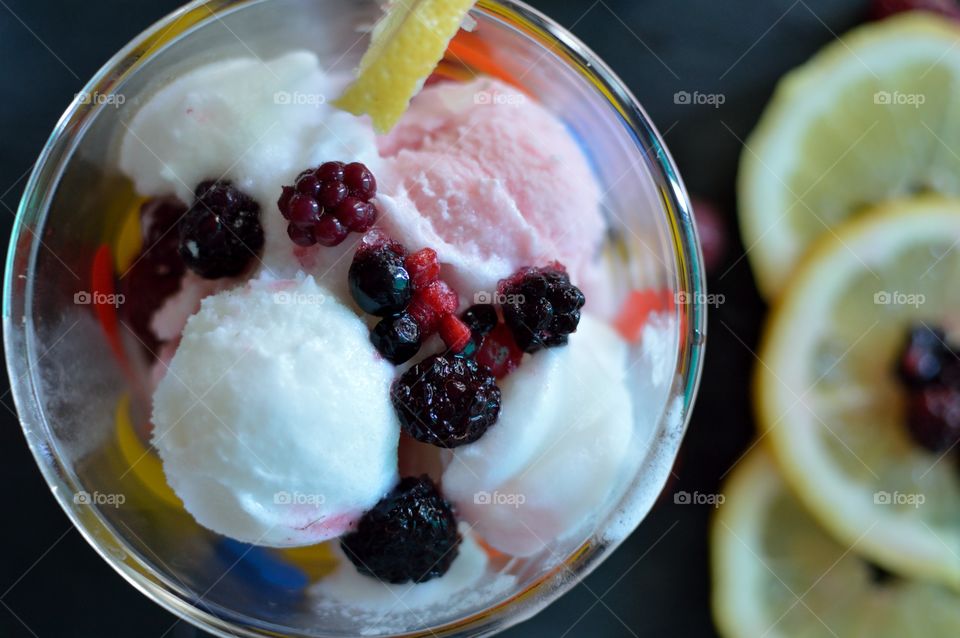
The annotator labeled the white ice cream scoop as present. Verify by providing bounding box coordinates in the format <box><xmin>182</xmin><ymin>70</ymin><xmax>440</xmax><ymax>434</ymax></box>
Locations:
<box><xmin>442</xmin><ymin>314</ymin><xmax>635</xmax><ymax>556</ymax></box>
<box><xmin>151</xmin><ymin>275</ymin><xmax>400</xmax><ymax>546</ymax></box>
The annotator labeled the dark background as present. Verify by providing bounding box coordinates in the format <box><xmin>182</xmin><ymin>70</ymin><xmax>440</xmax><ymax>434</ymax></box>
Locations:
<box><xmin>0</xmin><ymin>0</ymin><xmax>869</xmax><ymax>636</ymax></box>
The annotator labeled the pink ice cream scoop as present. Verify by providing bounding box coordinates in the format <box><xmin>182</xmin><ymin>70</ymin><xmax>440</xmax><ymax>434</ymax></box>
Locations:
<box><xmin>375</xmin><ymin>77</ymin><xmax>606</xmax><ymax>299</ymax></box>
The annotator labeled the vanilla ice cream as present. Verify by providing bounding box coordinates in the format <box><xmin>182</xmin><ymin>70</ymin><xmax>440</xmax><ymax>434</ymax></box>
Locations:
<box><xmin>151</xmin><ymin>275</ymin><xmax>399</xmax><ymax>546</ymax></box>
<box><xmin>442</xmin><ymin>314</ymin><xmax>635</xmax><ymax>556</ymax></box>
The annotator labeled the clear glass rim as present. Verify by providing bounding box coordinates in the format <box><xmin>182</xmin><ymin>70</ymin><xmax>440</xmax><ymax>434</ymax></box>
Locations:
<box><xmin>3</xmin><ymin>0</ymin><xmax>707</xmax><ymax>636</ymax></box>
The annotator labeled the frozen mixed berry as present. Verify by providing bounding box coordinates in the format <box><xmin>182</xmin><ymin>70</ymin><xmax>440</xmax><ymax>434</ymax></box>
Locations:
<box><xmin>461</xmin><ymin>304</ymin><xmax>499</xmax><ymax>336</ymax></box>
<box><xmin>870</xmin><ymin>0</ymin><xmax>960</xmax><ymax>21</ymax></box>
<box><xmin>179</xmin><ymin>181</ymin><xmax>263</xmax><ymax>279</ymax></box>
<box><xmin>416</xmin><ymin>280</ymin><xmax>459</xmax><ymax>315</ymax></box>
<box><xmin>438</xmin><ymin>314</ymin><xmax>472</xmax><ymax>353</ymax></box>
<box><xmin>348</xmin><ymin>246</ymin><xmax>412</xmax><ymax>316</ymax></box>
<box><xmin>407</xmin><ymin>299</ymin><xmax>440</xmax><ymax>336</ymax></box>
<box><xmin>122</xmin><ymin>197</ymin><xmax>187</xmax><ymax>353</ymax></box>
<box><xmin>456</xmin><ymin>303</ymin><xmax>499</xmax><ymax>357</ymax></box>
<box><xmin>407</xmin><ymin>279</ymin><xmax>459</xmax><ymax>335</ymax></box>
<box><xmin>405</xmin><ymin>248</ymin><xmax>441</xmax><ymax>288</ymax></box>
<box><xmin>359</xmin><ymin>229</ymin><xmax>406</xmax><ymax>257</ymax></box>
<box><xmin>392</xmin><ymin>354</ymin><xmax>501</xmax><ymax>448</ymax></box>
<box><xmin>906</xmin><ymin>385</ymin><xmax>960</xmax><ymax>452</ymax></box>
<box><xmin>279</xmin><ymin>161</ymin><xmax>378</xmax><ymax>247</ymax></box>
<box><xmin>499</xmin><ymin>264</ymin><xmax>585</xmax><ymax>352</ymax></box>
<box><xmin>476</xmin><ymin>322</ymin><xmax>524</xmax><ymax>378</ymax></box>
<box><xmin>371</xmin><ymin>313</ymin><xmax>422</xmax><ymax>364</ymax></box>
<box><xmin>897</xmin><ymin>325</ymin><xmax>953</xmax><ymax>388</ymax></box>
<box><xmin>341</xmin><ymin>476</ymin><xmax>460</xmax><ymax>584</ymax></box>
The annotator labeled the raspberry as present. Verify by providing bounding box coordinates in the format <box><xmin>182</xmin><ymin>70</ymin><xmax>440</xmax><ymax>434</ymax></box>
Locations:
<box><xmin>340</xmin><ymin>476</ymin><xmax>460</xmax><ymax>584</ymax></box>
<box><xmin>179</xmin><ymin>181</ymin><xmax>263</xmax><ymax>279</ymax></box>
<box><xmin>313</xmin><ymin>215</ymin><xmax>349</xmax><ymax>247</ymax></box>
<box><xmin>371</xmin><ymin>313</ymin><xmax>422</xmax><ymax>364</ymax></box>
<box><xmin>286</xmin><ymin>223</ymin><xmax>316</xmax><ymax>247</ymax></box>
<box><xmin>286</xmin><ymin>193</ymin><xmax>322</xmax><ymax>226</ymax></box>
<box><xmin>343</xmin><ymin>162</ymin><xmax>377</xmax><ymax>200</ymax></box>
<box><xmin>335</xmin><ymin>197</ymin><xmax>377</xmax><ymax>232</ymax></box>
<box><xmin>279</xmin><ymin>161</ymin><xmax>378</xmax><ymax>248</ymax></box>
<box><xmin>392</xmin><ymin>354</ymin><xmax>501</xmax><ymax>448</ymax></box>
<box><xmin>499</xmin><ymin>264</ymin><xmax>585</xmax><ymax>352</ymax></box>
<box><xmin>438</xmin><ymin>314</ymin><xmax>472</xmax><ymax>353</ymax></box>
<box><xmin>348</xmin><ymin>246</ymin><xmax>412</xmax><ymax>316</ymax></box>
<box><xmin>405</xmin><ymin>248</ymin><xmax>441</xmax><ymax>288</ymax></box>
<box><xmin>476</xmin><ymin>323</ymin><xmax>524</xmax><ymax>379</ymax></box>
<box><xmin>897</xmin><ymin>325</ymin><xmax>952</xmax><ymax>388</ymax></box>
<box><xmin>907</xmin><ymin>385</ymin><xmax>960</xmax><ymax>452</ymax></box>
<box><xmin>870</xmin><ymin>0</ymin><xmax>960</xmax><ymax>21</ymax></box>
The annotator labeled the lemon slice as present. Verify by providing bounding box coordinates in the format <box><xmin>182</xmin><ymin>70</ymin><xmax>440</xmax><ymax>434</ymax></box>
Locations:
<box><xmin>738</xmin><ymin>13</ymin><xmax>960</xmax><ymax>298</ymax></box>
<box><xmin>756</xmin><ymin>197</ymin><xmax>960</xmax><ymax>590</ymax></box>
<box><xmin>335</xmin><ymin>0</ymin><xmax>475</xmax><ymax>132</ymax></box>
<box><xmin>712</xmin><ymin>447</ymin><xmax>960</xmax><ymax>638</ymax></box>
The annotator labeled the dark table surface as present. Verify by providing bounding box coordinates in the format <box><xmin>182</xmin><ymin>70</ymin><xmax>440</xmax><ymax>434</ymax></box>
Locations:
<box><xmin>0</xmin><ymin>0</ymin><xmax>870</xmax><ymax>636</ymax></box>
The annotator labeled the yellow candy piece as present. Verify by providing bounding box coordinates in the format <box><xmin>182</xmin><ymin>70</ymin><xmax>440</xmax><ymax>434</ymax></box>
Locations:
<box><xmin>115</xmin><ymin>394</ymin><xmax>182</xmax><ymax>509</ymax></box>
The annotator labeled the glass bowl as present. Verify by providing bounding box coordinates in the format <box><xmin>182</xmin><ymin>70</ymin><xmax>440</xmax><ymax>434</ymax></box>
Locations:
<box><xmin>3</xmin><ymin>0</ymin><xmax>706</xmax><ymax>636</ymax></box>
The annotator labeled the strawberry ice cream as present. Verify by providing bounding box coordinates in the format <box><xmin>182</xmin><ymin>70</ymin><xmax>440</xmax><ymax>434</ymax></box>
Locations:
<box><xmin>376</xmin><ymin>77</ymin><xmax>606</xmax><ymax>299</ymax></box>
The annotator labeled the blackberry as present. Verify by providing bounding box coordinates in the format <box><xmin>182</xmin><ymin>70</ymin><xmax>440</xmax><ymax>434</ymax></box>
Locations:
<box><xmin>340</xmin><ymin>476</ymin><xmax>460</xmax><ymax>584</ymax></box>
<box><xmin>278</xmin><ymin>161</ymin><xmax>378</xmax><ymax>247</ymax></box>
<box><xmin>179</xmin><ymin>181</ymin><xmax>263</xmax><ymax>279</ymax></box>
<box><xmin>906</xmin><ymin>385</ymin><xmax>960</xmax><ymax>452</ymax></box>
<box><xmin>122</xmin><ymin>197</ymin><xmax>188</xmax><ymax>353</ymax></box>
<box><xmin>391</xmin><ymin>354</ymin><xmax>501</xmax><ymax>448</ymax></box>
<box><xmin>897</xmin><ymin>325</ymin><xmax>952</xmax><ymax>388</ymax></box>
<box><xmin>371</xmin><ymin>313</ymin><xmax>422</xmax><ymax>364</ymax></box>
<box><xmin>348</xmin><ymin>246</ymin><xmax>412</xmax><ymax>316</ymax></box>
<box><xmin>461</xmin><ymin>304</ymin><xmax>499</xmax><ymax>336</ymax></box>
<box><xmin>499</xmin><ymin>264</ymin><xmax>585</xmax><ymax>353</ymax></box>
